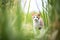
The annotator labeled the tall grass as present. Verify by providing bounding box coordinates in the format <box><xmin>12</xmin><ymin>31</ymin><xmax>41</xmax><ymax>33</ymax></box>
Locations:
<box><xmin>0</xmin><ymin>0</ymin><xmax>60</xmax><ymax>40</ymax></box>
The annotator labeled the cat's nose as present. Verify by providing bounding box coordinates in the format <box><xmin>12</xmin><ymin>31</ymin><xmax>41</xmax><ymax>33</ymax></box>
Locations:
<box><xmin>35</xmin><ymin>19</ymin><xmax>37</xmax><ymax>20</ymax></box>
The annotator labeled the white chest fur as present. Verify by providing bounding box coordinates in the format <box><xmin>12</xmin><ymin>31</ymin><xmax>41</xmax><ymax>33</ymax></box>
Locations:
<box><xmin>33</xmin><ymin>19</ymin><xmax>40</xmax><ymax>28</ymax></box>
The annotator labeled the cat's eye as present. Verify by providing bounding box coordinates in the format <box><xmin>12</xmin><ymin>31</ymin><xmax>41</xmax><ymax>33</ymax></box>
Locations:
<box><xmin>37</xmin><ymin>17</ymin><xmax>38</xmax><ymax>18</ymax></box>
<box><xmin>33</xmin><ymin>16</ymin><xmax>35</xmax><ymax>18</ymax></box>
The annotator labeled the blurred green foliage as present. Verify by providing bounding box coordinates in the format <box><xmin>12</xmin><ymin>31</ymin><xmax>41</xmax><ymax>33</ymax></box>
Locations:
<box><xmin>0</xmin><ymin>0</ymin><xmax>60</xmax><ymax>40</ymax></box>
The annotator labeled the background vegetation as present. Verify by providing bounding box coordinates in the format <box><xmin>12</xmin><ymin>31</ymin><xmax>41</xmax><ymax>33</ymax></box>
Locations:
<box><xmin>0</xmin><ymin>0</ymin><xmax>60</xmax><ymax>40</ymax></box>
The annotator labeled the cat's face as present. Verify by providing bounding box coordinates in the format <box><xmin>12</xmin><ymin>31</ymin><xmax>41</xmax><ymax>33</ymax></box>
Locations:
<box><xmin>32</xmin><ymin>16</ymin><xmax>39</xmax><ymax>21</ymax></box>
<box><xmin>32</xmin><ymin>13</ymin><xmax>40</xmax><ymax>22</ymax></box>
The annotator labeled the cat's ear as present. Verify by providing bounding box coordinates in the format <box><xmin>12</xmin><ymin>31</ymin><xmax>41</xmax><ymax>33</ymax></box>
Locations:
<box><xmin>38</xmin><ymin>13</ymin><xmax>40</xmax><ymax>16</ymax></box>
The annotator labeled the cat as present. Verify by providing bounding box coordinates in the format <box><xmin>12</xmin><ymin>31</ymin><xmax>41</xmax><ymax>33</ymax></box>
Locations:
<box><xmin>32</xmin><ymin>12</ymin><xmax>44</xmax><ymax>34</ymax></box>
